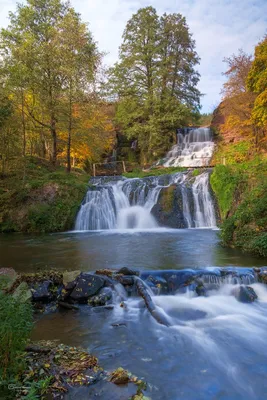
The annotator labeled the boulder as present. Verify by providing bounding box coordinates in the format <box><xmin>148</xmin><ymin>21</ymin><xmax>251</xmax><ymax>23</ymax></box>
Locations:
<box><xmin>63</xmin><ymin>270</ymin><xmax>80</xmax><ymax>290</ymax></box>
<box><xmin>151</xmin><ymin>185</ymin><xmax>187</xmax><ymax>228</ymax></box>
<box><xmin>232</xmin><ymin>285</ymin><xmax>258</xmax><ymax>303</ymax></box>
<box><xmin>13</xmin><ymin>282</ymin><xmax>32</xmax><ymax>302</ymax></box>
<box><xmin>88</xmin><ymin>287</ymin><xmax>113</xmax><ymax>306</ymax></box>
<box><xmin>145</xmin><ymin>275</ymin><xmax>168</xmax><ymax>294</ymax></box>
<box><xmin>0</xmin><ymin>268</ymin><xmax>17</xmax><ymax>291</ymax></box>
<box><xmin>70</xmin><ymin>273</ymin><xmax>105</xmax><ymax>302</ymax></box>
<box><xmin>32</xmin><ymin>280</ymin><xmax>52</xmax><ymax>302</ymax></box>
<box><xmin>118</xmin><ymin>267</ymin><xmax>139</xmax><ymax>276</ymax></box>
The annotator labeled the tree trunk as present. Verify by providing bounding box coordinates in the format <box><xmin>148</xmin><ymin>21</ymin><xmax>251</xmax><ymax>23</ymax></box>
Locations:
<box><xmin>67</xmin><ymin>85</ymin><xmax>72</xmax><ymax>173</ymax></box>
<box><xmin>21</xmin><ymin>91</ymin><xmax>26</xmax><ymax>157</ymax></box>
<box><xmin>51</xmin><ymin>116</ymin><xmax>57</xmax><ymax>166</ymax></box>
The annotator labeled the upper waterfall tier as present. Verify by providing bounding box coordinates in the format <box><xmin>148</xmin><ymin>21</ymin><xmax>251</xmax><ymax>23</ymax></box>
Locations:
<box><xmin>163</xmin><ymin>127</ymin><xmax>215</xmax><ymax>167</ymax></box>
<box><xmin>75</xmin><ymin>172</ymin><xmax>217</xmax><ymax>231</ymax></box>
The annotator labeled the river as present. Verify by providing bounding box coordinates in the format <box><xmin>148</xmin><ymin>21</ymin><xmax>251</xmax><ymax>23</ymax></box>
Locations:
<box><xmin>1</xmin><ymin>229</ymin><xmax>267</xmax><ymax>399</ymax></box>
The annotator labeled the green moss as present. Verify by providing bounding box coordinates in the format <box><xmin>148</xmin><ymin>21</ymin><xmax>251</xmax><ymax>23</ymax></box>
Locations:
<box><xmin>159</xmin><ymin>185</ymin><xmax>176</xmax><ymax>213</ymax></box>
<box><xmin>211</xmin><ymin>158</ymin><xmax>267</xmax><ymax>257</ymax></box>
<box><xmin>0</xmin><ymin>156</ymin><xmax>89</xmax><ymax>233</ymax></box>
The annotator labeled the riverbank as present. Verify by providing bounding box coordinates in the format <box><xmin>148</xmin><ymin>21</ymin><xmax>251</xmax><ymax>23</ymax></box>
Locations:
<box><xmin>0</xmin><ymin>157</ymin><xmax>89</xmax><ymax>233</ymax></box>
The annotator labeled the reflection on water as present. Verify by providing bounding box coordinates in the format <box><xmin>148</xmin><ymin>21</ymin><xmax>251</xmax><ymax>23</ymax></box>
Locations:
<box><xmin>0</xmin><ymin>229</ymin><xmax>266</xmax><ymax>273</ymax></box>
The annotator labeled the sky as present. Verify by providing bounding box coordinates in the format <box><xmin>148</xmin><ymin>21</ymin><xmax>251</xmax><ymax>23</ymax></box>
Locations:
<box><xmin>1</xmin><ymin>0</ymin><xmax>267</xmax><ymax>112</ymax></box>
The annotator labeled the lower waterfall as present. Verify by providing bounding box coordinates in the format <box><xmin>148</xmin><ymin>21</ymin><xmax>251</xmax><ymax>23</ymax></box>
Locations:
<box><xmin>75</xmin><ymin>171</ymin><xmax>217</xmax><ymax>230</ymax></box>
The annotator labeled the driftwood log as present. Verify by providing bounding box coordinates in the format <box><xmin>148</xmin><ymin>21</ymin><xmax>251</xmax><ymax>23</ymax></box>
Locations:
<box><xmin>134</xmin><ymin>277</ymin><xmax>170</xmax><ymax>327</ymax></box>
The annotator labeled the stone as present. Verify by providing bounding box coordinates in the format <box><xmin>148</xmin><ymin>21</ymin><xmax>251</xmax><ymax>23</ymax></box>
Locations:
<box><xmin>0</xmin><ymin>268</ymin><xmax>17</xmax><ymax>291</ymax></box>
<box><xmin>195</xmin><ymin>280</ymin><xmax>208</xmax><ymax>297</ymax></box>
<box><xmin>13</xmin><ymin>282</ymin><xmax>32</xmax><ymax>302</ymax></box>
<box><xmin>70</xmin><ymin>273</ymin><xmax>105</xmax><ymax>302</ymax></box>
<box><xmin>88</xmin><ymin>287</ymin><xmax>113</xmax><ymax>306</ymax></box>
<box><xmin>109</xmin><ymin>367</ymin><xmax>130</xmax><ymax>385</ymax></box>
<box><xmin>145</xmin><ymin>275</ymin><xmax>168</xmax><ymax>294</ymax></box>
<box><xmin>232</xmin><ymin>285</ymin><xmax>258</xmax><ymax>303</ymax></box>
<box><xmin>116</xmin><ymin>275</ymin><xmax>135</xmax><ymax>286</ymax></box>
<box><xmin>32</xmin><ymin>280</ymin><xmax>52</xmax><ymax>302</ymax></box>
<box><xmin>118</xmin><ymin>267</ymin><xmax>139</xmax><ymax>276</ymax></box>
<box><xmin>63</xmin><ymin>270</ymin><xmax>80</xmax><ymax>290</ymax></box>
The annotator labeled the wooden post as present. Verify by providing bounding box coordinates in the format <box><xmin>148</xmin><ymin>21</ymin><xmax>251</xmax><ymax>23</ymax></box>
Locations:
<box><xmin>122</xmin><ymin>161</ymin><xmax>126</xmax><ymax>173</ymax></box>
<box><xmin>223</xmin><ymin>157</ymin><xmax>226</xmax><ymax>166</ymax></box>
<box><xmin>93</xmin><ymin>163</ymin><xmax>96</xmax><ymax>177</ymax></box>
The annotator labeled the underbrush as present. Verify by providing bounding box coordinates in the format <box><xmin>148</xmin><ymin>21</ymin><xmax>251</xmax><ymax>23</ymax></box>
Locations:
<box><xmin>0</xmin><ymin>157</ymin><xmax>89</xmax><ymax>233</ymax></box>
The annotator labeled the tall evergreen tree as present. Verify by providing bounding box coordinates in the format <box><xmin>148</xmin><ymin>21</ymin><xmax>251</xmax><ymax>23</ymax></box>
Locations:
<box><xmin>109</xmin><ymin>7</ymin><xmax>200</xmax><ymax>161</ymax></box>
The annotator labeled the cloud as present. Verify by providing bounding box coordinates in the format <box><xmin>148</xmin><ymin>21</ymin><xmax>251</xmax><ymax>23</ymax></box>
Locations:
<box><xmin>1</xmin><ymin>0</ymin><xmax>266</xmax><ymax>112</ymax></box>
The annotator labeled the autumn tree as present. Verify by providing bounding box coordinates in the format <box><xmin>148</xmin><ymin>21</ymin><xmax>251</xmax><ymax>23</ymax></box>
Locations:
<box><xmin>247</xmin><ymin>36</ymin><xmax>267</xmax><ymax>149</ymax></box>
<box><xmin>109</xmin><ymin>7</ymin><xmax>200</xmax><ymax>162</ymax></box>
<box><xmin>220</xmin><ymin>50</ymin><xmax>256</xmax><ymax>141</ymax></box>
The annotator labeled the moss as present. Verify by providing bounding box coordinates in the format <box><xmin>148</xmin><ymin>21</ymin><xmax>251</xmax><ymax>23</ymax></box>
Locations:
<box><xmin>211</xmin><ymin>158</ymin><xmax>267</xmax><ymax>257</ymax></box>
<box><xmin>0</xmin><ymin>156</ymin><xmax>89</xmax><ymax>233</ymax></box>
<box><xmin>158</xmin><ymin>185</ymin><xmax>176</xmax><ymax>213</ymax></box>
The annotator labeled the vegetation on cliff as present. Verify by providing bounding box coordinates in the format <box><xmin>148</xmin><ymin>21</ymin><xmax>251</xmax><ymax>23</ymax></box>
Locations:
<box><xmin>211</xmin><ymin>155</ymin><xmax>267</xmax><ymax>257</ymax></box>
<box><xmin>0</xmin><ymin>157</ymin><xmax>89</xmax><ymax>233</ymax></box>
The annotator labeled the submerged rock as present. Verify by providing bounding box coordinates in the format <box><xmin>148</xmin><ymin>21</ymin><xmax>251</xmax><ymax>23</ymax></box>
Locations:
<box><xmin>109</xmin><ymin>367</ymin><xmax>130</xmax><ymax>385</ymax></box>
<box><xmin>70</xmin><ymin>273</ymin><xmax>105</xmax><ymax>302</ymax></box>
<box><xmin>232</xmin><ymin>285</ymin><xmax>258</xmax><ymax>303</ymax></box>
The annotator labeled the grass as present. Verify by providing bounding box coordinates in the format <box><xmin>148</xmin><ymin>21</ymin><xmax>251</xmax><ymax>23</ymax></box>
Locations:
<box><xmin>0</xmin><ymin>156</ymin><xmax>90</xmax><ymax>233</ymax></box>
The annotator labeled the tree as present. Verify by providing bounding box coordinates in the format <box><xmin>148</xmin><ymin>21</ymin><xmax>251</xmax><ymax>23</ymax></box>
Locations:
<box><xmin>220</xmin><ymin>50</ymin><xmax>256</xmax><ymax>142</ymax></box>
<box><xmin>109</xmin><ymin>7</ymin><xmax>200</xmax><ymax>162</ymax></box>
<box><xmin>247</xmin><ymin>36</ymin><xmax>267</xmax><ymax>149</ymax></box>
<box><xmin>56</xmin><ymin>8</ymin><xmax>100</xmax><ymax>171</ymax></box>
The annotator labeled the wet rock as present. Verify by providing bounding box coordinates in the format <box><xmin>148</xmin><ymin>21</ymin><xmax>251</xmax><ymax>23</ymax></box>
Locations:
<box><xmin>88</xmin><ymin>287</ymin><xmax>113</xmax><ymax>306</ymax></box>
<box><xmin>63</xmin><ymin>270</ymin><xmax>80</xmax><ymax>290</ymax></box>
<box><xmin>195</xmin><ymin>280</ymin><xmax>208</xmax><ymax>297</ymax></box>
<box><xmin>109</xmin><ymin>367</ymin><xmax>130</xmax><ymax>385</ymax></box>
<box><xmin>116</xmin><ymin>275</ymin><xmax>135</xmax><ymax>286</ymax></box>
<box><xmin>232</xmin><ymin>285</ymin><xmax>258</xmax><ymax>303</ymax></box>
<box><xmin>32</xmin><ymin>280</ymin><xmax>53</xmax><ymax>302</ymax></box>
<box><xmin>145</xmin><ymin>275</ymin><xmax>168</xmax><ymax>294</ymax></box>
<box><xmin>118</xmin><ymin>267</ymin><xmax>139</xmax><ymax>276</ymax></box>
<box><xmin>70</xmin><ymin>273</ymin><xmax>105</xmax><ymax>302</ymax></box>
<box><xmin>258</xmin><ymin>271</ymin><xmax>267</xmax><ymax>284</ymax></box>
<box><xmin>151</xmin><ymin>185</ymin><xmax>186</xmax><ymax>228</ymax></box>
<box><xmin>167</xmin><ymin>272</ymin><xmax>195</xmax><ymax>293</ymax></box>
<box><xmin>13</xmin><ymin>282</ymin><xmax>32</xmax><ymax>302</ymax></box>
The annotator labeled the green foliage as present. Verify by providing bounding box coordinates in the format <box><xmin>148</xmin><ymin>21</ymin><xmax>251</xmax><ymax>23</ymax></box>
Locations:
<box><xmin>210</xmin><ymin>165</ymin><xmax>242</xmax><ymax>219</ymax></box>
<box><xmin>211</xmin><ymin>159</ymin><xmax>267</xmax><ymax>257</ymax></box>
<box><xmin>109</xmin><ymin>7</ymin><xmax>200</xmax><ymax>162</ymax></box>
<box><xmin>123</xmin><ymin>166</ymin><xmax>186</xmax><ymax>178</ymax></box>
<box><xmin>0</xmin><ymin>292</ymin><xmax>33</xmax><ymax>380</ymax></box>
<box><xmin>0</xmin><ymin>157</ymin><xmax>89</xmax><ymax>233</ymax></box>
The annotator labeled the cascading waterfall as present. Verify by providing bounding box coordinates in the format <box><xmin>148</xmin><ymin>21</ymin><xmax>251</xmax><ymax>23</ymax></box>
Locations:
<box><xmin>163</xmin><ymin>127</ymin><xmax>214</xmax><ymax>167</ymax></box>
<box><xmin>75</xmin><ymin>171</ymin><xmax>217</xmax><ymax>230</ymax></box>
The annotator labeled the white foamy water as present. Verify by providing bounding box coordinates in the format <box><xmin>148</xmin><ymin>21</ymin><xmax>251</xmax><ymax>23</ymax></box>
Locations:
<box><xmin>75</xmin><ymin>172</ymin><xmax>217</xmax><ymax>230</ymax></box>
<box><xmin>163</xmin><ymin>127</ymin><xmax>215</xmax><ymax>167</ymax></box>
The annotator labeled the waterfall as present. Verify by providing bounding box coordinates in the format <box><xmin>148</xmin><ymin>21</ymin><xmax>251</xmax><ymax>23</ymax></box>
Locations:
<box><xmin>75</xmin><ymin>172</ymin><xmax>217</xmax><ymax>231</ymax></box>
<box><xmin>163</xmin><ymin>127</ymin><xmax>214</xmax><ymax>167</ymax></box>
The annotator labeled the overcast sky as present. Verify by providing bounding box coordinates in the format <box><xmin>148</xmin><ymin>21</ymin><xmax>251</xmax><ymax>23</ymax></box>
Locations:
<box><xmin>1</xmin><ymin>0</ymin><xmax>267</xmax><ymax>112</ymax></box>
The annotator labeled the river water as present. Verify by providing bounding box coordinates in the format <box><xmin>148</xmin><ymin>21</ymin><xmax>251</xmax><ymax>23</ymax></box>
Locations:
<box><xmin>1</xmin><ymin>229</ymin><xmax>267</xmax><ymax>399</ymax></box>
